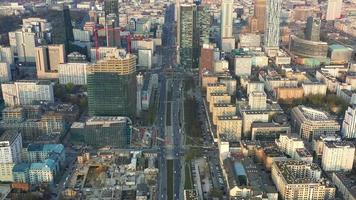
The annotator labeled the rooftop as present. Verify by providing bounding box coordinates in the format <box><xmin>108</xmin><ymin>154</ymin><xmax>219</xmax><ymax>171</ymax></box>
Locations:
<box><xmin>274</xmin><ymin>160</ymin><xmax>321</xmax><ymax>184</ymax></box>
<box><xmin>324</xmin><ymin>141</ymin><xmax>355</xmax><ymax>149</ymax></box>
<box><xmin>333</xmin><ymin>173</ymin><xmax>356</xmax><ymax>198</ymax></box>
<box><xmin>12</xmin><ymin>163</ymin><xmax>30</xmax><ymax>173</ymax></box>
<box><xmin>0</xmin><ymin>130</ymin><xmax>20</xmax><ymax>143</ymax></box>
<box><xmin>27</xmin><ymin>143</ymin><xmax>64</xmax><ymax>154</ymax></box>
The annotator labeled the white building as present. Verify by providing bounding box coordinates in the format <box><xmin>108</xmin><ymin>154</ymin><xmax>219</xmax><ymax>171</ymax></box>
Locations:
<box><xmin>0</xmin><ymin>46</ymin><xmax>14</xmax><ymax>64</ymax></box>
<box><xmin>138</xmin><ymin>49</ymin><xmax>153</xmax><ymax>69</ymax></box>
<box><xmin>58</xmin><ymin>63</ymin><xmax>88</xmax><ymax>85</ymax></box>
<box><xmin>248</xmin><ymin>91</ymin><xmax>267</xmax><ymax>110</ymax></box>
<box><xmin>8</xmin><ymin>31</ymin><xmax>36</xmax><ymax>63</ymax></box>
<box><xmin>302</xmin><ymin>82</ymin><xmax>327</xmax><ymax>96</ymax></box>
<box><xmin>239</xmin><ymin>33</ymin><xmax>261</xmax><ymax>49</ymax></box>
<box><xmin>242</xmin><ymin>111</ymin><xmax>269</xmax><ymax>138</ymax></box>
<box><xmin>322</xmin><ymin>141</ymin><xmax>355</xmax><ymax>172</ymax></box>
<box><xmin>326</xmin><ymin>0</ymin><xmax>342</xmax><ymax>21</ymax></box>
<box><xmin>0</xmin><ymin>62</ymin><xmax>11</xmax><ymax>83</ymax></box>
<box><xmin>220</xmin><ymin>0</ymin><xmax>233</xmax><ymax>39</ymax></box>
<box><xmin>341</xmin><ymin>105</ymin><xmax>356</xmax><ymax>139</ymax></box>
<box><xmin>0</xmin><ymin>131</ymin><xmax>22</xmax><ymax>164</ymax></box>
<box><xmin>277</xmin><ymin>134</ymin><xmax>304</xmax><ymax>158</ymax></box>
<box><xmin>90</xmin><ymin>47</ymin><xmax>127</xmax><ymax>62</ymax></box>
<box><xmin>1</xmin><ymin>81</ymin><xmax>54</xmax><ymax>106</ymax></box>
<box><xmin>234</xmin><ymin>56</ymin><xmax>252</xmax><ymax>76</ymax></box>
<box><xmin>246</xmin><ymin>81</ymin><xmax>264</xmax><ymax>95</ymax></box>
<box><xmin>0</xmin><ymin>130</ymin><xmax>22</xmax><ymax>182</ymax></box>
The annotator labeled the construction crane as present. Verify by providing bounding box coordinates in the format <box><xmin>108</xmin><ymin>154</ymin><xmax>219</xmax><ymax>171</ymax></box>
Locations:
<box><xmin>90</xmin><ymin>24</ymin><xmax>132</xmax><ymax>59</ymax></box>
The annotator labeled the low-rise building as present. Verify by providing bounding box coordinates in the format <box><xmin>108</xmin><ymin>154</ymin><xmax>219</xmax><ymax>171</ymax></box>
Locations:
<box><xmin>291</xmin><ymin>106</ymin><xmax>340</xmax><ymax>141</ymax></box>
<box><xmin>216</xmin><ymin>116</ymin><xmax>242</xmax><ymax>140</ymax></box>
<box><xmin>332</xmin><ymin>172</ymin><xmax>356</xmax><ymax>200</ymax></box>
<box><xmin>271</xmin><ymin>160</ymin><xmax>335</xmax><ymax>200</ymax></box>
<box><xmin>276</xmin><ymin>134</ymin><xmax>305</xmax><ymax>159</ymax></box>
<box><xmin>341</xmin><ymin>104</ymin><xmax>356</xmax><ymax>139</ymax></box>
<box><xmin>70</xmin><ymin>116</ymin><xmax>133</xmax><ymax>148</ymax></box>
<box><xmin>206</xmin><ymin>83</ymin><xmax>227</xmax><ymax>103</ymax></box>
<box><xmin>223</xmin><ymin>157</ymin><xmax>278</xmax><ymax>199</ymax></box>
<box><xmin>1</xmin><ymin>81</ymin><xmax>54</xmax><ymax>107</ymax></box>
<box><xmin>58</xmin><ymin>63</ymin><xmax>88</xmax><ymax>85</ymax></box>
<box><xmin>251</xmin><ymin>122</ymin><xmax>291</xmax><ymax>141</ymax></box>
<box><xmin>242</xmin><ymin>111</ymin><xmax>269</xmax><ymax>138</ymax></box>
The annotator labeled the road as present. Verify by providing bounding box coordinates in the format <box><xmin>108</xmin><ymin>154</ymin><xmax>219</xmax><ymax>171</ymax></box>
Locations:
<box><xmin>157</xmin><ymin>3</ymin><xmax>178</xmax><ymax>200</ymax></box>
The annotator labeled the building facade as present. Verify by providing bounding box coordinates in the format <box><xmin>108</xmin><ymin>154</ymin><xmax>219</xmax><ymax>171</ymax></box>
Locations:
<box><xmin>1</xmin><ymin>81</ymin><xmax>54</xmax><ymax>107</ymax></box>
<box><xmin>58</xmin><ymin>63</ymin><xmax>88</xmax><ymax>85</ymax></box>
<box><xmin>322</xmin><ymin>141</ymin><xmax>355</xmax><ymax>172</ymax></box>
<box><xmin>87</xmin><ymin>54</ymin><xmax>137</xmax><ymax>117</ymax></box>
<box><xmin>341</xmin><ymin>105</ymin><xmax>356</xmax><ymax>139</ymax></box>
<box><xmin>271</xmin><ymin>160</ymin><xmax>335</xmax><ymax>200</ymax></box>
<box><xmin>71</xmin><ymin>116</ymin><xmax>132</xmax><ymax>148</ymax></box>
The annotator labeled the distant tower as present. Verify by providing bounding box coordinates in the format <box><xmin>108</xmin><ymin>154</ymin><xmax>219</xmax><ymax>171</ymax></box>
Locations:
<box><xmin>51</xmin><ymin>5</ymin><xmax>74</xmax><ymax>54</ymax></box>
<box><xmin>254</xmin><ymin>0</ymin><xmax>266</xmax><ymax>33</ymax></box>
<box><xmin>305</xmin><ymin>16</ymin><xmax>321</xmax><ymax>41</ymax></box>
<box><xmin>104</xmin><ymin>0</ymin><xmax>119</xmax><ymax>17</ymax></box>
<box><xmin>264</xmin><ymin>0</ymin><xmax>282</xmax><ymax>56</ymax></box>
<box><xmin>179</xmin><ymin>5</ymin><xmax>196</xmax><ymax>69</ymax></box>
<box><xmin>105</xmin><ymin>14</ymin><xmax>121</xmax><ymax>47</ymax></box>
<box><xmin>326</xmin><ymin>0</ymin><xmax>342</xmax><ymax>21</ymax></box>
<box><xmin>220</xmin><ymin>0</ymin><xmax>233</xmax><ymax>39</ymax></box>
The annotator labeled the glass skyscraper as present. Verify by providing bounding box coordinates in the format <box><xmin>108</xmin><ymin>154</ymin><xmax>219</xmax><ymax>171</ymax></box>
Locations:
<box><xmin>87</xmin><ymin>53</ymin><xmax>137</xmax><ymax>117</ymax></box>
<box><xmin>179</xmin><ymin>4</ymin><xmax>210</xmax><ymax>69</ymax></box>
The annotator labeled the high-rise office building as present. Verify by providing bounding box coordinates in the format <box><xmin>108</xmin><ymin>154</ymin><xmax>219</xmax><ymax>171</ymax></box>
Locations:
<box><xmin>322</xmin><ymin>141</ymin><xmax>355</xmax><ymax>172</ymax></box>
<box><xmin>341</xmin><ymin>105</ymin><xmax>356</xmax><ymax>138</ymax></box>
<box><xmin>305</xmin><ymin>16</ymin><xmax>321</xmax><ymax>41</ymax></box>
<box><xmin>254</xmin><ymin>0</ymin><xmax>266</xmax><ymax>33</ymax></box>
<box><xmin>35</xmin><ymin>44</ymin><xmax>65</xmax><ymax>79</ymax></box>
<box><xmin>104</xmin><ymin>0</ymin><xmax>119</xmax><ymax>16</ymax></box>
<box><xmin>87</xmin><ymin>53</ymin><xmax>137</xmax><ymax>117</ymax></box>
<box><xmin>105</xmin><ymin>14</ymin><xmax>121</xmax><ymax>47</ymax></box>
<box><xmin>179</xmin><ymin>5</ymin><xmax>198</xmax><ymax>69</ymax></box>
<box><xmin>326</xmin><ymin>0</ymin><xmax>342</xmax><ymax>21</ymax></box>
<box><xmin>220</xmin><ymin>0</ymin><xmax>233</xmax><ymax>39</ymax></box>
<box><xmin>264</xmin><ymin>0</ymin><xmax>282</xmax><ymax>55</ymax></box>
<box><xmin>197</xmin><ymin>5</ymin><xmax>210</xmax><ymax>45</ymax></box>
<box><xmin>50</xmin><ymin>5</ymin><xmax>74</xmax><ymax>53</ymax></box>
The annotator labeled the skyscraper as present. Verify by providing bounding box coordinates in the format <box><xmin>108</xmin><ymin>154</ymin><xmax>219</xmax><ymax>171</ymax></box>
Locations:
<box><xmin>220</xmin><ymin>0</ymin><xmax>233</xmax><ymax>38</ymax></box>
<box><xmin>104</xmin><ymin>0</ymin><xmax>119</xmax><ymax>16</ymax></box>
<box><xmin>179</xmin><ymin>5</ymin><xmax>197</xmax><ymax>69</ymax></box>
<box><xmin>305</xmin><ymin>16</ymin><xmax>321</xmax><ymax>41</ymax></box>
<box><xmin>105</xmin><ymin>14</ymin><xmax>121</xmax><ymax>47</ymax></box>
<box><xmin>264</xmin><ymin>0</ymin><xmax>282</xmax><ymax>55</ymax></box>
<box><xmin>178</xmin><ymin>4</ymin><xmax>210</xmax><ymax>69</ymax></box>
<box><xmin>87</xmin><ymin>53</ymin><xmax>137</xmax><ymax>117</ymax></box>
<box><xmin>326</xmin><ymin>0</ymin><xmax>342</xmax><ymax>21</ymax></box>
<box><xmin>254</xmin><ymin>0</ymin><xmax>266</xmax><ymax>33</ymax></box>
<box><xmin>197</xmin><ymin>5</ymin><xmax>210</xmax><ymax>45</ymax></box>
<box><xmin>50</xmin><ymin>5</ymin><xmax>74</xmax><ymax>54</ymax></box>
